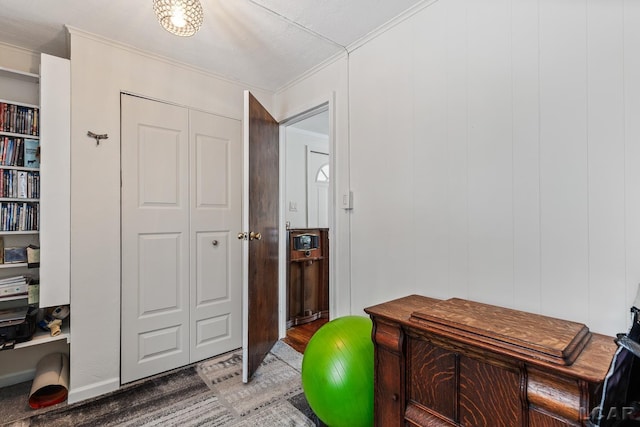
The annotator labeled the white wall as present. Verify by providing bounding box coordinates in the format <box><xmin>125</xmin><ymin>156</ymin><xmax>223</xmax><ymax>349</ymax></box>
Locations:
<box><xmin>0</xmin><ymin>41</ymin><xmax>40</xmax><ymax>74</ymax></box>
<box><xmin>67</xmin><ymin>28</ymin><xmax>272</xmax><ymax>403</ymax></box>
<box><xmin>285</xmin><ymin>127</ymin><xmax>329</xmax><ymax>228</ymax></box>
<box><xmin>344</xmin><ymin>0</ymin><xmax>640</xmax><ymax>336</ymax></box>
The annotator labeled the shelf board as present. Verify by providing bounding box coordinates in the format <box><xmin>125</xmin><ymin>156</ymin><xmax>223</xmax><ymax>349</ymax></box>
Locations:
<box><xmin>0</xmin><ymin>263</ymin><xmax>28</xmax><ymax>269</ymax></box>
<box><xmin>0</xmin><ymin>198</ymin><xmax>38</xmax><ymax>202</ymax></box>
<box><xmin>14</xmin><ymin>324</ymin><xmax>70</xmax><ymax>350</ymax></box>
<box><xmin>0</xmin><ymin>165</ymin><xmax>39</xmax><ymax>172</ymax></box>
<box><xmin>0</xmin><ymin>294</ymin><xmax>28</xmax><ymax>301</ymax></box>
<box><xmin>0</xmin><ymin>131</ymin><xmax>39</xmax><ymax>140</ymax></box>
<box><xmin>0</xmin><ymin>67</ymin><xmax>39</xmax><ymax>83</ymax></box>
<box><xmin>0</xmin><ymin>230</ymin><xmax>38</xmax><ymax>235</ymax></box>
<box><xmin>0</xmin><ymin>98</ymin><xmax>39</xmax><ymax>110</ymax></box>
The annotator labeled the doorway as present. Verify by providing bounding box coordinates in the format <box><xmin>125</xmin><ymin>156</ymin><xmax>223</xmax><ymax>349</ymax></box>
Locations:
<box><xmin>280</xmin><ymin>106</ymin><xmax>331</xmax><ymax>350</ymax></box>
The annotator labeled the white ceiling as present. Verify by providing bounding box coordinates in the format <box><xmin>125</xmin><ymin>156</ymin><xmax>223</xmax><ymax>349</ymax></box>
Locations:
<box><xmin>0</xmin><ymin>0</ymin><xmax>427</xmax><ymax>91</ymax></box>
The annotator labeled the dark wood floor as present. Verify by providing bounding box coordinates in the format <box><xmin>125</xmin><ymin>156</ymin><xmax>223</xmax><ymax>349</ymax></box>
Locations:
<box><xmin>283</xmin><ymin>318</ymin><xmax>328</xmax><ymax>354</ymax></box>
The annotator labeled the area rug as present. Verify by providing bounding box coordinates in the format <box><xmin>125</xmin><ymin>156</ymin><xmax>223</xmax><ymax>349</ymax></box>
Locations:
<box><xmin>4</xmin><ymin>341</ymin><xmax>322</xmax><ymax>427</ymax></box>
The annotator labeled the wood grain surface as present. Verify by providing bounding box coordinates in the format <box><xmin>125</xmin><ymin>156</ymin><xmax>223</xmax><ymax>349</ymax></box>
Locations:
<box><xmin>365</xmin><ymin>295</ymin><xmax>618</xmax><ymax>427</ymax></box>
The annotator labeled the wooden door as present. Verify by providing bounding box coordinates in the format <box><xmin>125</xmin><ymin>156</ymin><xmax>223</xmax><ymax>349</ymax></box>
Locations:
<box><xmin>189</xmin><ymin>109</ymin><xmax>242</xmax><ymax>362</ymax></box>
<box><xmin>121</xmin><ymin>94</ymin><xmax>190</xmax><ymax>382</ymax></box>
<box><xmin>242</xmin><ymin>91</ymin><xmax>279</xmax><ymax>382</ymax></box>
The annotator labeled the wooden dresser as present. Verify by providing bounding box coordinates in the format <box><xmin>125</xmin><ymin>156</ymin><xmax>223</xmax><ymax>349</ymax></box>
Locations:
<box><xmin>364</xmin><ymin>295</ymin><xmax>618</xmax><ymax>427</ymax></box>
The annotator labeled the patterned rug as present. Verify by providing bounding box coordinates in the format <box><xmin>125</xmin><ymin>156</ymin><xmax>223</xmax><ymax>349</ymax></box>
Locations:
<box><xmin>2</xmin><ymin>341</ymin><xmax>323</xmax><ymax>427</ymax></box>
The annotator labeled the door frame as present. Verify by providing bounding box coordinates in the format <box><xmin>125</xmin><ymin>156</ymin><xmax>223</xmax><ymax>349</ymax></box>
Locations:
<box><xmin>277</xmin><ymin>93</ymin><xmax>336</xmax><ymax>338</ymax></box>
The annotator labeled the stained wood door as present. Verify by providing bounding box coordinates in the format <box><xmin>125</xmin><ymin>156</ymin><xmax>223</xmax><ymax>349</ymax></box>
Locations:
<box><xmin>242</xmin><ymin>91</ymin><xmax>280</xmax><ymax>382</ymax></box>
<box><xmin>121</xmin><ymin>95</ymin><xmax>190</xmax><ymax>382</ymax></box>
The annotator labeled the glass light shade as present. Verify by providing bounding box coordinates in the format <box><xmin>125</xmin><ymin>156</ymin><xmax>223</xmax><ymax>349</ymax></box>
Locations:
<box><xmin>153</xmin><ymin>0</ymin><xmax>203</xmax><ymax>37</ymax></box>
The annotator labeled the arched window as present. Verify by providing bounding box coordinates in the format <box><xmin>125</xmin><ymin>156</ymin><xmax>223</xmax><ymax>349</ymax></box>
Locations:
<box><xmin>316</xmin><ymin>164</ymin><xmax>329</xmax><ymax>183</ymax></box>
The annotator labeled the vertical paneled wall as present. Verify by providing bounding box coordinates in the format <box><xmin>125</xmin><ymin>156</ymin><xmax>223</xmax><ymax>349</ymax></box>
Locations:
<box><xmin>349</xmin><ymin>0</ymin><xmax>640</xmax><ymax>335</ymax></box>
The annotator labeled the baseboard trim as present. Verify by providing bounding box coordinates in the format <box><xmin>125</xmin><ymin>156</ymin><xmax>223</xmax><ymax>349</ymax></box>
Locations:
<box><xmin>0</xmin><ymin>368</ymin><xmax>36</xmax><ymax>388</ymax></box>
<box><xmin>68</xmin><ymin>377</ymin><xmax>119</xmax><ymax>404</ymax></box>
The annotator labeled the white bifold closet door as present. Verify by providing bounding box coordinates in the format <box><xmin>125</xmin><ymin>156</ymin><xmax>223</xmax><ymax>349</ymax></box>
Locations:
<box><xmin>121</xmin><ymin>94</ymin><xmax>241</xmax><ymax>383</ymax></box>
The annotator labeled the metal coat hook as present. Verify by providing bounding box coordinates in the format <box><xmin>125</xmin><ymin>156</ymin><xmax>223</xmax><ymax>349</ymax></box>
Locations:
<box><xmin>87</xmin><ymin>131</ymin><xmax>108</xmax><ymax>145</ymax></box>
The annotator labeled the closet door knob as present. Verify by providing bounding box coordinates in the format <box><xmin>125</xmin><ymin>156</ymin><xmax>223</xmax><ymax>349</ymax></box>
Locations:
<box><xmin>212</xmin><ymin>240</ymin><xmax>218</xmax><ymax>246</ymax></box>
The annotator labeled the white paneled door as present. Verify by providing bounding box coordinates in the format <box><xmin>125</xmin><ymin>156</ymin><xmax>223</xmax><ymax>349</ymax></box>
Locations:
<box><xmin>121</xmin><ymin>95</ymin><xmax>241</xmax><ymax>383</ymax></box>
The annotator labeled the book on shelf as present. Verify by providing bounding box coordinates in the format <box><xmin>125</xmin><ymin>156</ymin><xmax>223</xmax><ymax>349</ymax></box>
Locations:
<box><xmin>24</xmin><ymin>138</ymin><xmax>39</xmax><ymax>168</ymax></box>
<box><xmin>28</xmin><ymin>282</ymin><xmax>38</xmax><ymax>305</ymax></box>
<box><xmin>4</xmin><ymin>246</ymin><xmax>27</xmax><ymax>264</ymax></box>
<box><xmin>0</xmin><ymin>276</ymin><xmax>30</xmax><ymax>303</ymax></box>
<box><xmin>17</xmin><ymin>171</ymin><xmax>27</xmax><ymax>198</ymax></box>
<box><xmin>0</xmin><ymin>275</ymin><xmax>27</xmax><ymax>285</ymax></box>
<box><xmin>0</xmin><ymin>275</ymin><xmax>28</xmax><ymax>301</ymax></box>
<box><xmin>0</xmin><ymin>281</ymin><xmax>28</xmax><ymax>298</ymax></box>
<box><xmin>27</xmin><ymin>244</ymin><xmax>39</xmax><ymax>268</ymax></box>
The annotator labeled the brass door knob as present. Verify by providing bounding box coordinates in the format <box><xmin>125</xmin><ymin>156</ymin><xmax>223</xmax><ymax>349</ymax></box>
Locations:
<box><xmin>237</xmin><ymin>232</ymin><xmax>247</xmax><ymax>240</ymax></box>
<box><xmin>249</xmin><ymin>231</ymin><xmax>262</xmax><ymax>241</ymax></box>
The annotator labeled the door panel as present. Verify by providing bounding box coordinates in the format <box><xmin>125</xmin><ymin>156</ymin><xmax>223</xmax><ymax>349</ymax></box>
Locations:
<box><xmin>195</xmin><ymin>134</ymin><xmax>229</xmax><ymax>206</ymax></box>
<box><xmin>138</xmin><ymin>326</ymin><xmax>182</xmax><ymax>361</ymax></box>
<box><xmin>139</xmin><ymin>127</ymin><xmax>181</xmax><ymax>205</ymax></box>
<box><xmin>195</xmin><ymin>232</ymin><xmax>229</xmax><ymax>303</ymax></box>
<box><xmin>242</xmin><ymin>91</ymin><xmax>280</xmax><ymax>382</ymax></box>
<box><xmin>121</xmin><ymin>95</ymin><xmax>190</xmax><ymax>383</ymax></box>
<box><xmin>189</xmin><ymin>109</ymin><xmax>242</xmax><ymax>362</ymax></box>
<box><xmin>138</xmin><ymin>233</ymin><xmax>182</xmax><ymax>315</ymax></box>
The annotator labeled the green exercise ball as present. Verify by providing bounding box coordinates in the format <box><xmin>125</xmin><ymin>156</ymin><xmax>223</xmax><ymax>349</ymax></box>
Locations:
<box><xmin>301</xmin><ymin>316</ymin><xmax>374</xmax><ymax>427</ymax></box>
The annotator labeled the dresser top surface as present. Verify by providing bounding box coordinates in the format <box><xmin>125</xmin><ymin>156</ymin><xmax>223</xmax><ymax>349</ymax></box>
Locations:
<box><xmin>365</xmin><ymin>295</ymin><xmax>617</xmax><ymax>382</ymax></box>
<box><xmin>411</xmin><ymin>297</ymin><xmax>590</xmax><ymax>365</ymax></box>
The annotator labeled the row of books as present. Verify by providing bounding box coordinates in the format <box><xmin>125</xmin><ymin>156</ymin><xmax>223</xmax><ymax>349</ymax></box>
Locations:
<box><xmin>0</xmin><ymin>170</ymin><xmax>40</xmax><ymax>199</ymax></box>
<box><xmin>0</xmin><ymin>202</ymin><xmax>38</xmax><ymax>232</ymax></box>
<box><xmin>0</xmin><ymin>137</ymin><xmax>39</xmax><ymax>168</ymax></box>
<box><xmin>0</xmin><ymin>103</ymin><xmax>39</xmax><ymax>136</ymax></box>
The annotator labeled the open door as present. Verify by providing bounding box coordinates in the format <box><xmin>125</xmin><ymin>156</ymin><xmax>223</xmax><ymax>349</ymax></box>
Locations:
<box><xmin>242</xmin><ymin>91</ymin><xmax>280</xmax><ymax>382</ymax></box>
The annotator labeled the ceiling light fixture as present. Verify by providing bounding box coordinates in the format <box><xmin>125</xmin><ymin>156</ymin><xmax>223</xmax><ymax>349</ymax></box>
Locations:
<box><xmin>153</xmin><ymin>0</ymin><xmax>204</xmax><ymax>37</ymax></box>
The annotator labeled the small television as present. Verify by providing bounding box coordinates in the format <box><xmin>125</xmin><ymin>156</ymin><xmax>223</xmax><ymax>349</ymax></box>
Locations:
<box><xmin>293</xmin><ymin>234</ymin><xmax>319</xmax><ymax>251</ymax></box>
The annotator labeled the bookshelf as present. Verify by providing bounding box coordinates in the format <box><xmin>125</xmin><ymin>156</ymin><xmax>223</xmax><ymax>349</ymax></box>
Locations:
<box><xmin>0</xmin><ymin>54</ymin><xmax>70</xmax><ymax>364</ymax></box>
<box><xmin>0</xmin><ymin>91</ymin><xmax>41</xmax><ymax>306</ymax></box>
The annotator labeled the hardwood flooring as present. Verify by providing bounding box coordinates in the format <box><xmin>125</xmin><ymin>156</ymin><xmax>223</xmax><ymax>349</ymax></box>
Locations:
<box><xmin>283</xmin><ymin>318</ymin><xmax>328</xmax><ymax>354</ymax></box>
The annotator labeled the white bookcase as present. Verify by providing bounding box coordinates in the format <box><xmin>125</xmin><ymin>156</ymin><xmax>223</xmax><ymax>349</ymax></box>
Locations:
<box><xmin>0</xmin><ymin>53</ymin><xmax>70</xmax><ymax>368</ymax></box>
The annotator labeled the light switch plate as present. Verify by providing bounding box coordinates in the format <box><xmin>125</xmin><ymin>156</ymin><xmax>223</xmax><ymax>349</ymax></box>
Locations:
<box><xmin>341</xmin><ymin>191</ymin><xmax>353</xmax><ymax>210</ymax></box>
